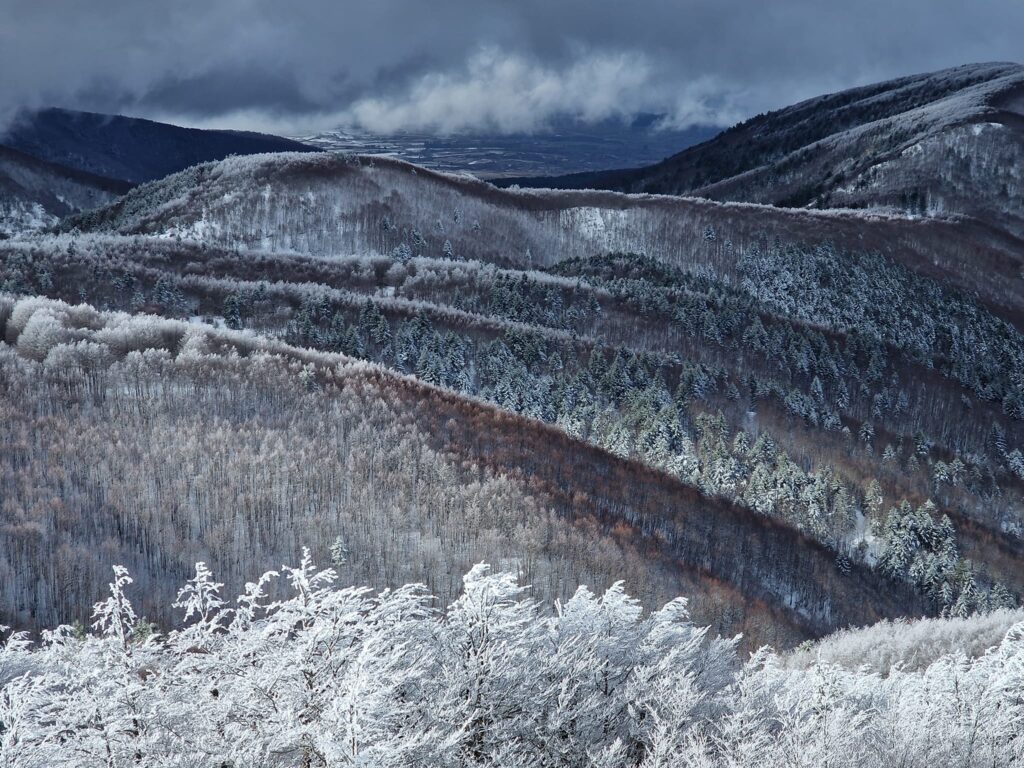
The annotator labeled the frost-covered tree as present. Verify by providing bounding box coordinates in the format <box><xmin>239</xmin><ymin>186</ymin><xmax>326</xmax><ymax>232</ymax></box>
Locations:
<box><xmin>0</xmin><ymin>559</ymin><xmax>1022</xmax><ymax>767</ymax></box>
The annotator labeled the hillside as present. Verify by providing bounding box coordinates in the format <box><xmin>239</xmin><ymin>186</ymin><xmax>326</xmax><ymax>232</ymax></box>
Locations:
<box><xmin>507</xmin><ymin>62</ymin><xmax>1024</xmax><ymax>237</ymax></box>
<box><xmin>0</xmin><ymin>145</ymin><xmax>130</xmax><ymax>235</ymax></box>
<box><xmin>0</xmin><ymin>144</ymin><xmax>1014</xmax><ymax>643</ymax></box>
<box><xmin>65</xmin><ymin>152</ymin><xmax>1024</xmax><ymax>325</ymax></box>
<box><xmin>0</xmin><ymin>291</ymin><xmax>924</xmax><ymax>647</ymax></box>
<box><xmin>1</xmin><ymin>107</ymin><xmax>317</xmax><ymax>184</ymax></box>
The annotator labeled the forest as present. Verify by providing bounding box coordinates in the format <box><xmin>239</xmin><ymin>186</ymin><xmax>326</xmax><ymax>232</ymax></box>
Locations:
<box><xmin>3</xmin><ymin>220</ymin><xmax>1023</xmax><ymax>623</ymax></box>
<box><xmin>0</xmin><ymin>558</ymin><xmax>1020</xmax><ymax>767</ymax></box>
<box><xmin>0</xmin><ymin>292</ymin><xmax>932</xmax><ymax>647</ymax></box>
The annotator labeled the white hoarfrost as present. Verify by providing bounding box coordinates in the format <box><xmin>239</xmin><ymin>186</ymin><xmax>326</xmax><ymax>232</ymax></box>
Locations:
<box><xmin>0</xmin><ymin>559</ymin><xmax>1020</xmax><ymax>767</ymax></box>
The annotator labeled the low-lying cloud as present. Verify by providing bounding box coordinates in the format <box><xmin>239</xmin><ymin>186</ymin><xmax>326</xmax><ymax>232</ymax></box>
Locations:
<box><xmin>338</xmin><ymin>48</ymin><xmax>749</xmax><ymax>135</ymax></box>
<box><xmin>343</xmin><ymin>48</ymin><xmax>653</xmax><ymax>134</ymax></box>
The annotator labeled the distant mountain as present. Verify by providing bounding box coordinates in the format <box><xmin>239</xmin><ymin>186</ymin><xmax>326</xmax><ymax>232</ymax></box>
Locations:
<box><xmin>1</xmin><ymin>107</ymin><xmax>317</xmax><ymax>185</ymax></box>
<box><xmin>0</xmin><ymin>144</ymin><xmax>130</xmax><ymax>235</ymax></box>
<box><xmin>294</xmin><ymin>116</ymin><xmax>718</xmax><ymax>178</ymax></box>
<box><xmin>507</xmin><ymin>62</ymin><xmax>1024</xmax><ymax>235</ymax></box>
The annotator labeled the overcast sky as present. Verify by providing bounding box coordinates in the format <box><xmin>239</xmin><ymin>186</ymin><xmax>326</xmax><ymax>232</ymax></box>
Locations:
<box><xmin>2</xmin><ymin>0</ymin><xmax>1022</xmax><ymax>135</ymax></box>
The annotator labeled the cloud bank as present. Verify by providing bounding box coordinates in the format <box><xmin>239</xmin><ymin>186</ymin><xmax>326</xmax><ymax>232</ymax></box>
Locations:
<box><xmin>1</xmin><ymin>0</ymin><xmax>1022</xmax><ymax>134</ymax></box>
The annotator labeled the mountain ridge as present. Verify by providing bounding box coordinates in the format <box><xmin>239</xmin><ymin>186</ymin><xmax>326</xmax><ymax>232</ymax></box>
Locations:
<box><xmin>1</xmin><ymin>107</ymin><xmax>318</xmax><ymax>185</ymax></box>
<box><xmin>502</xmin><ymin>62</ymin><xmax>1024</xmax><ymax>236</ymax></box>
<box><xmin>64</xmin><ymin>151</ymin><xmax>1024</xmax><ymax>330</ymax></box>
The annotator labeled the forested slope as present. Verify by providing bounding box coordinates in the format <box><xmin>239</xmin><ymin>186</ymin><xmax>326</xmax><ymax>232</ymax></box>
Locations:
<box><xmin>506</xmin><ymin>62</ymin><xmax>1024</xmax><ymax>238</ymax></box>
<box><xmin>0</xmin><ymin>145</ymin><xmax>129</xmax><ymax>235</ymax></box>
<box><xmin>2</xmin><ymin>143</ymin><xmax>1021</xmax><ymax>645</ymax></box>
<box><xmin>0</xmin><ymin>293</ymin><xmax>924</xmax><ymax>647</ymax></box>
<box><xmin>65</xmin><ymin>152</ymin><xmax>1024</xmax><ymax>325</ymax></box>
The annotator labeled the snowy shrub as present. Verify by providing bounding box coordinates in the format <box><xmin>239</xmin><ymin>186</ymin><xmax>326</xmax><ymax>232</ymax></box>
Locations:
<box><xmin>6</xmin><ymin>296</ymin><xmax>70</xmax><ymax>344</ymax></box>
<box><xmin>0</xmin><ymin>559</ymin><xmax>1021</xmax><ymax>767</ymax></box>
<box><xmin>15</xmin><ymin>309</ymin><xmax>74</xmax><ymax>361</ymax></box>
<box><xmin>785</xmin><ymin>608</ymin><xmax>1024</xmax><ymax>674</ymax></box>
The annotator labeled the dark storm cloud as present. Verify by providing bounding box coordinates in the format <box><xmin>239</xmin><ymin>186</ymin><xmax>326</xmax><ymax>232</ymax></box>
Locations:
<box><xmin>134</xmin><ymin>69</ymin><xmax>327</xmax><ymax>116</ymax></box>
<box><xmin>1</xmin><ymin>0</ymin><xmax>1022</xmax><ymax>133</ymax></box>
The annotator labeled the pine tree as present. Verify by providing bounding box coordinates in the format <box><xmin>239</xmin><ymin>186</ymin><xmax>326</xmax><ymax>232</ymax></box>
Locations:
<box><xmin>859</xmin><ymin>421</ymin><xmax>874</xmax><ymax>447</ymax></box>
<box><xmin>330</xmin><ymin>535</ymin><xmax>349</xmax><ymax>567</ymax></box>
<box><xmin>223</xmin><ymin>291</ymin><xmax>247</xmax><ymax>329</ymax></box>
